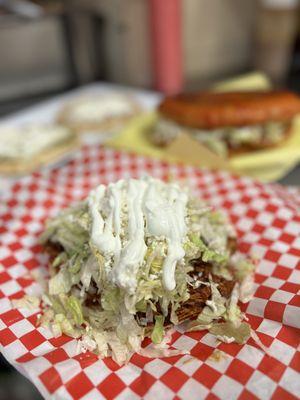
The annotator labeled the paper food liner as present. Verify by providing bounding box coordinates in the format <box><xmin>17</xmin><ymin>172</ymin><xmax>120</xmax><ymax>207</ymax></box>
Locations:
<box><xmin>0</xmin><ymin>145</ymin><xmax>299</xmax><ymax>400</ymax></box>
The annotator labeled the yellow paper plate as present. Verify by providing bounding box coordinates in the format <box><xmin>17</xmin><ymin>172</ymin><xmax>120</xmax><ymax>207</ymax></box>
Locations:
<box><xmin>108</xmin><ymin>73</ymin><xmax>300</xmax><ymax>182</ymax></box>
<box><xmin>108</xmin><ymin>112</ymin><xmax>300</xmax><ymax>181</ymax></box>
<box><xmin>212</xmin><ymin>72</ymin><xmax>272</xmax><ymax>92</ymax></box>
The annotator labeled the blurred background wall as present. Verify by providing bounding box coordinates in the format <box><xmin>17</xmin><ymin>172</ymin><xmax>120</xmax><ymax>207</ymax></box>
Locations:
<box><xmin>182</xmin><ymin>0</ymin><xmax>257</xmax><ymax>89</ymax></box>
<box><xmin>0</xmin><ymin>0</ymin><xmax>299</xmax><ymax>115</ymax></box>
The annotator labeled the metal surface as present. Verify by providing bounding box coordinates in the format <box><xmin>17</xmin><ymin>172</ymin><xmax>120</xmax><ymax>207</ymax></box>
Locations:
<box><xmin>0</xmin><ymin>14</ymin><xmax>73</xmax><ymax>102</ymax></box>
<box><xmin>1</xmin><ymin>0</ymin><xmax>43</xmax><ymax>18</ymax></box>
<box><xmin>279</xmin><ymin>164</ymin><xmax>300</xmax><ymax>186</ymax></box>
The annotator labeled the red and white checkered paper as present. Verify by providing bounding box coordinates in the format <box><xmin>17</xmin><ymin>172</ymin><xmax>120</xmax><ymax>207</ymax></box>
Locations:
<box><xmin>0</xmin><ymin>145</ymin><xmax>299</xmax><ymax>400</ymax></box>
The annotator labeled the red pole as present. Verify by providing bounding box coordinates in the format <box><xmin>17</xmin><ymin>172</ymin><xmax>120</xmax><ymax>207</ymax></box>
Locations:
<box><xmin>149</xmin><ymin>0</ymin><xmax>183</xmax><ymax>95</ymax></box>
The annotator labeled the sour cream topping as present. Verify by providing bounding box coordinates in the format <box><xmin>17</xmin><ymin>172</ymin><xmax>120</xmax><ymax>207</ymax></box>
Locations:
<box><xmin>88</xmin><ymin>177</ymin><xmax>188</xmax><ymax>293</ymax></box>
<box><xmin>66</xmin><ymin>94</ymin><xmax>134</xmax><ymax>123</ymax></box>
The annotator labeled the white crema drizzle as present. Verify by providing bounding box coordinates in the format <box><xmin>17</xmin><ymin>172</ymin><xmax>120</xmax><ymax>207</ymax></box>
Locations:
<box><xmin>68</xmin><ymin>94</ymin><xmax>133</xmax><ymax>122</ymax></box>
<box><xmin>88</xmin><ymin>177</ymin><xmax>188</xmax><ymax>293</ymax></box>
<box><xmin>0</xmin><ymin>125</ymin><xmax>72</xmax><ymax>159</ymax></box>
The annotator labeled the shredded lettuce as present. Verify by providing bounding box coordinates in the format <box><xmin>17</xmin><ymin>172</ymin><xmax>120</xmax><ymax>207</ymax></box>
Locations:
<box><xmin>135</xmin><ymin>299</ymin><xmax>147</xmax><ymax>312</ymax></box>
<box><xmin>230</xmin><ymin>255</ymin><xmax>256</xmax><ymax>303</ymax></box>
<box><xmin>12</xmin><ymin>295</ymin><xmax>40</xmax><ymax>310</ymax></box>
<box><xmin>151</xmin><ymin>315</ymin><xmax>165</xmax><ymax>344</ymax></box>
<box><xmin>80</xmin><ymin>256</ymin><xmax>94</xmax><ymax>289</ymax></box>
<box><xmin>78</xmin><ymin>334</ymin><xmax>97</xmax><ymax>353</ymax></box>
<box><xmin>232</xmin><ymin>258</ymin><xmax>255</xmax><ymax>282</ymax></box>
<box><xmin>189</xmin><ymin>234</ymin><xmax>206</xmax><ymax>251</ymax></box>
<box><xmin>65</xmin><ymin>295</ymin><xmax>84</xmax><ymax>326</ymax></box>
<box><xmin>225</xmin><ymin>283</ymin><xmax>243</xmax><ymax>324</ymax></box>
<box><xmin>197</xmin><ymin>281</ymin><xmax>226</xmax><ymax>325</ymax></box>
<box><xmin>239</xmin><ymin>274</ymin><xmax>255</xmax><ymax>303</ymax></box>
<box><xmin>187</xmin><ymin>278</ymin><xmax>250</xmax><ymax>341</ymax></box>
<box><xmin>68</xmin><ymin>254</ymin><xmax>82</xmax><ymax>274</ymax></box>
<box><xmin>101</xmin><ymin>287</ymin><xmax>120</xmax><ymax>313</ymax></box>
<box><xmin>52</xmin><ymin>313</ymin><xmax>81</xmax><ymax>338</ymax></box>
<box><xmin>49</xmin><ymin>296</ymin><xmax>65</xmax><ymax>315</ymax></box>
<box><xmin>52</xmin><ymin>253</ymin><xmax>67</xmax><ymax>268</ymax></box>
<box><xmin>40</xmin><ymin>203</ymin><xmax>90</xmax><ymax>254</ymax></box>
<box><xmin>92</xmin><ymin>331</ymin><xmax>109</xmax><ymax>358</ymax></box>
<box><xmin>108</xmin><ymin>333</ymin><xmax>133</xmax><ymax>365</ymax></box>
<box><xmin>202</xmin><ymin>248</ymin><xmax>227</xmax><ymax>264</ymax></box>
<box><xmin>209</xmin><ymin>321</ymin><xmax>251</xmax><ymax>344</ymax></box>
<box><xmin>190</xmin><ymin>234</ymin><xmax>228</xmax><ymax>264</ymax></box>
<box><xmin>49</xmin><ymin>268</ymin><xmax>72</xmax><ymax>295</ymax></box>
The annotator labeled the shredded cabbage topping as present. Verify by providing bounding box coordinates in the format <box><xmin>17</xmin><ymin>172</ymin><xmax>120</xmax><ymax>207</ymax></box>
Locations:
<box><xmin>38</xmin><ymin>179</ymin><xmax>256</xmax><ymax>365</ymax></box>
<box><xmin>154</xmin><ymin>117</ymin><xmax>288</xmax><ymax>157</ymax></box>
<box><xmin>12</xmin><ymin>295</ymin><xmax>40</xmax><ymax>310</ymax></box>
